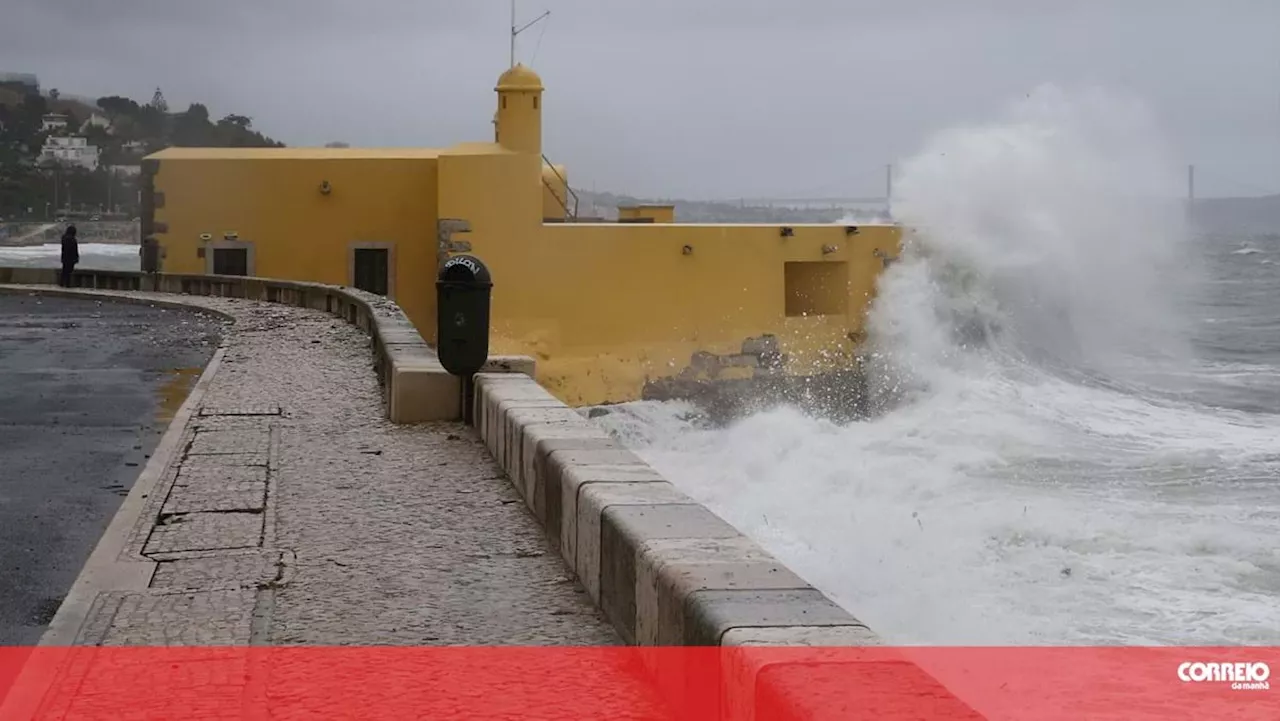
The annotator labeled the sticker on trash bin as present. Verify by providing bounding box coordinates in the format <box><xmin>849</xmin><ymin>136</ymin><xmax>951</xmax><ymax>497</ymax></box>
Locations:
<box><xmin>444</xmin><ymin>256</ymin><xmax>483</xmax><ymax>276</ymax></box>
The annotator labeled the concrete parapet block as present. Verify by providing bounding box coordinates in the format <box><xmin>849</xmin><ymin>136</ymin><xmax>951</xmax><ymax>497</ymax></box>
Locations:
<box><xmin>597</xmin><ymin>503</ymin><xmax>742</xmax><ymax>643</ymax></box>
<box><xmin>473</xmin><ymin>372</ymin><xmax>523</xmax><ymax>452</ymax></box>
<box><xmin>535</xmin><ymin>448</ymin><xmax>643</xmax><ymax>525</ymax></box>
<box><xmin>242</xmin><ymin>278</ymin><xmax>267</xmax><ymax>300</ymax></box>
<box><xmin>481</xmin><ymin>355</ymin><xmax>536</xmax><ymax>376</ymax></box>
<box><xmin>486</xmin><ymin>397</ymin><xmax>563</xmax><ymax>458</ymax></box>
<box><xmin>543</xmin><ymin>453</ymin><xmax>667</xmax><ymax>565</ymax></box>
<box><xmin>477</xmin><ymin>377</ymin><xmax>562</xmax><ymax>462</ymax></box>
<box><xmin>378</xmin><ymin>327</ymin><xmax>426</xmax><ymax>345</ymax></box>
<box><xmin>573</xmin><ymin>483</ymin><xmax>694</xmax><ymax>606</ymax></box>
<box><xmin>636</xmin><ymin>536</ymin><xmax>813</xmax><ymax>647</ymax></box>
<box><xmin>388</xmin><ymin>359</ymin><xmax>460</xmax><ymax>423</ymax></box>
<box><xmin>0</xmin><ymin>267</ymin><xmax>57</xmax><ymax>284</ymax></box>
<box><xmin>502</xmin><ymin>408</ymin><xmax>588</xmax><ymax>494</ymax></box>
<box><xmin>516</xmin><ymin>424</ymin><xmax>617</xmax><ymax>520</ymax></box>
<box><xmin>685</xmin><ymin>589</ymin><xmax>862</xmax><ymax>646</ymax></box>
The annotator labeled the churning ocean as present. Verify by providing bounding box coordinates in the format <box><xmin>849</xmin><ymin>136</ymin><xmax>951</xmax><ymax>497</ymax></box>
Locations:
<box><xmin>590</xmin><ymin>86</ymin><xmax>1280</xmax><ymax>646</ymax></box>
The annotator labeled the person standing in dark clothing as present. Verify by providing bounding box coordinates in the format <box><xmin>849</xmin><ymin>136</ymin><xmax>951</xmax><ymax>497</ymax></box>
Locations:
<box><xmin>59</xmin><ymin>225</ymin><xmax>79</xmax><ymax>287</ymax></box>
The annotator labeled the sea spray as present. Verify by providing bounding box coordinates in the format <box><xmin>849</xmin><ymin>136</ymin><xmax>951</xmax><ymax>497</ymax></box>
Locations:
<box><xmin>593</xmin><ymin>86</ymin><xmax>1280</xmax><ymax>646</ymax></box>
<box><xmin>866</xmin><ymin>84</ymin><xmax>1197</xmax><ymax>412</ymax></box>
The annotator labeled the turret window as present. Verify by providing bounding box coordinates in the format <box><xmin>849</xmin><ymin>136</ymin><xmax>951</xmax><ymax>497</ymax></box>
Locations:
<box><xmin>533</xmin><ymin>97</ymin><xmax>539</xmax><ymax>109</ymax></box>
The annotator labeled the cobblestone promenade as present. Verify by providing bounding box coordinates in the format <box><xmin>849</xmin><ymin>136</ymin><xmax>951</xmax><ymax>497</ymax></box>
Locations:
<box><xmin>10</xmin><ymin>291</ymin><xmax>670</xmax><ymax>719</ymax></box>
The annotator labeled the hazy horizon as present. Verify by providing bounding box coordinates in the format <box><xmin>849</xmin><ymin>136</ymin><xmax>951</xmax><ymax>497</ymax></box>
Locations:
<box><xmin>3</xmin><ymin>1</ymin><xmax>1279</xmax><ymax>200</ymax></box>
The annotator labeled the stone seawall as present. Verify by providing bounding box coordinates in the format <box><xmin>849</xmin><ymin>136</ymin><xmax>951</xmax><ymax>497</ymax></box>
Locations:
<box><xmin>471</xmin><ymin>372</ymin><xmax>982</xmax><ymax>719</ymax></box>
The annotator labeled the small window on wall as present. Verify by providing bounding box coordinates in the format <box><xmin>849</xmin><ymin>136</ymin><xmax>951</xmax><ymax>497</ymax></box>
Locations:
<box><xmin>533</xmin><ymin>96</ymin><xmax>539</xmax><ymax>110</ymax></box>
<box><xmin>353</xmin><ymin>248</ymin><xmax>389</xmax><ymax>296</ymax></box>
<box><xmin>784</xmin><ymin>261</ymin><xmax>848</xmax><ymax>317</ymax></box>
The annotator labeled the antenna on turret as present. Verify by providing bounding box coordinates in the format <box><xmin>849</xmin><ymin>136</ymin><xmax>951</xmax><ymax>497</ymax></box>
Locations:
<box><xmin>510</xmin><ymin>0</ymin><xmax>551</xmax><ymax>68</ymax></box>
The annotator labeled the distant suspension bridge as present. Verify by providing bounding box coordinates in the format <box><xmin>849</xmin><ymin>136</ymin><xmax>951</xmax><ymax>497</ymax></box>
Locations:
<box><xmin>689</xmin><ymin>164</ymin><xmax>1275</xmax><ymax>211</ymax></box>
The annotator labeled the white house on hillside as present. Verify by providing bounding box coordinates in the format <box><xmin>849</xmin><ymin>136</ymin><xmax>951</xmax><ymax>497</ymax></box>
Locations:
<box><xmin>41</xmin><ymin>114</ymin><xmax>68</xmax><ymax>133</ymax></box>
<box><xmin>80</xmin><ymin>113</ymin><xmax>112</xmax><ymax>134</ymax></box>
<box><xmin>39</xmin><ymin>136</ymin><xmax>100</xmax><ymax>170</ymax></box>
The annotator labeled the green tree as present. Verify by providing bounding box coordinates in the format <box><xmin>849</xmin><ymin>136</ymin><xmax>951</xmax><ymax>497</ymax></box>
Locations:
<box><xmin>183</xmin><ymin>103</ymin><xmax>210</xmax><ymax>124</ymax></box>
<box><xmin>97</xmin><ymin>95</ymin><xmax>142</xmax><ymax>118</ymax></box>
<box><xmin>219</xmin><ymin>114</ymin><xmax>251</xmax><ymax>129</ymax></box>
<box><xmin>173</xmin><ymin>103</ymin><xmax>213</xmax><ymax>146</ymax></box>
<box><xmin>18</xmin><ymin>93</ymin><xmax>48</xmax><ymax>135</ymax></box>
<box><xmin>137</xmin><ymin>104</ymin><xmax>166</xmax><ymax>138</ymax></box>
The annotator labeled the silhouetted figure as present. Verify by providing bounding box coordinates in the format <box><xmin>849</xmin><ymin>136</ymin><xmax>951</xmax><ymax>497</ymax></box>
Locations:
<box><xmin>59</xmin><ymin>225</ymin><xmax>78</xmax><ymax>287</ymax></box>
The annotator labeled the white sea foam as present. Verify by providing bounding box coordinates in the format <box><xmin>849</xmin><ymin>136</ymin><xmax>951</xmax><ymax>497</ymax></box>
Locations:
<box><xmin>592</xmin><ymin>85</ymin><xmax>1280</xmax><ymax>645</ymax></box>
<box><xmin>0</xmin><ymin>243</ymin><xmax>140</xmax><ymax>271</ymax></box>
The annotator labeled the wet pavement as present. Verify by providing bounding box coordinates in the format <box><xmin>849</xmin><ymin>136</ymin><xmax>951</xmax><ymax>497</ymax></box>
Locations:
<box><xmin>0</xmin><ymin>293</ymin><xmax>223</xmax><ymax>644</ymax></box>
<box><xmin>0</xmin><ymin>290</ymin><xmax>676</xmax><ymax>720</ymax></box>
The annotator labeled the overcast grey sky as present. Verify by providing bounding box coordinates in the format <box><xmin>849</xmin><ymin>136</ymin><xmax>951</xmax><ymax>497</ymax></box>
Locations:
<box><xmin>3</xmin><ymin>0</ymin><xmax>1278</xmax><ymax>199</ymax></box>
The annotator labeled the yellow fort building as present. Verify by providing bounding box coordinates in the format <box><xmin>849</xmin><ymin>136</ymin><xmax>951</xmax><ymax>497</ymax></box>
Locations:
<box><xmin>142</xmin><ymin>64</ymin><xmax>901</xmax><ymax>412</ymax></box>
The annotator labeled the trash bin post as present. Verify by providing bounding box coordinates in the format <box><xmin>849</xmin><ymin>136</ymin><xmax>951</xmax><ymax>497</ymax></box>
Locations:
<box><xmin>436</xmin><ymin>254</ymin><xmax>493</xmax><ymax>425</ymax></box>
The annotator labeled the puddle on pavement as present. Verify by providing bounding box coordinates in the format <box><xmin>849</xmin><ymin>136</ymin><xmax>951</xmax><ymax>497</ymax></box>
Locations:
<box><xmin>155</xmin><ymin>368</ymin><xmax>202</xmax><ymax>424</ymax></box>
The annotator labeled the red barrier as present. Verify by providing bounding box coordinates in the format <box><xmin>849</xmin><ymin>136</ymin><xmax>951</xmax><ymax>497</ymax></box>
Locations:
<box><xmin>1</xmin><ymin>646</ymin><xmax>1274</xmax><ymax>720</ymax></box>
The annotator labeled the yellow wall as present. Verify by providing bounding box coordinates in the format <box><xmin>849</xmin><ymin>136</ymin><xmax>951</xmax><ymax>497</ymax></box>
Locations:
<box><xmin>146</xmin><ymin>64</ymin><xmax>904</xmax><ymax>408</ymax></box>
<box><xmin>150</xmin><ymin>146</ymin><xmax>901</xmax><ymax>408</ymax></box>
<box><xmin>471</xmin><ymin>219</ymin><xmax>900</xmax><ymax>406</ymax></box>
<box><xmin>618</xmin><ymin>205</ymin><xmax>675</xmax><ymax>223</ymax></box>
<box><xmin>151</xmin><ymin>150</ymin><xmax>441</xmax><ymax>340</ymax></box>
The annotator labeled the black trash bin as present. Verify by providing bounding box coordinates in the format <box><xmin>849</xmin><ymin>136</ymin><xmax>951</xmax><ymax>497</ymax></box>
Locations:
<box><xmin>437</xmin><ymin>255</ymin><xmax>493</xmax><ymax>423</ymax></box>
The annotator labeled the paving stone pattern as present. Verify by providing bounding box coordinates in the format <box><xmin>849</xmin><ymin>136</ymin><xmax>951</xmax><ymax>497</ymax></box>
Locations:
<box><xmin>68</xmin><ymin>293</ymin><xmax>627</xmax><ymax>644</ymax></box>
<box><xmin>34</xmin><ymin>291</ymin><xmax>671</xmax><ymax>719</ymax></box>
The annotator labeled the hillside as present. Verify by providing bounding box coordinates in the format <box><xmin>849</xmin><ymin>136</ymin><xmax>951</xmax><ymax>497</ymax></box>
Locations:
<box><xmin>0</xmin><ymin>86</ymin><xmax>98</xmax><ymax>120</ymax></box>
<box><xmin>0</xmin><ymin>83</ymin><xmax>283</xmax><ymax>219</ymax></box>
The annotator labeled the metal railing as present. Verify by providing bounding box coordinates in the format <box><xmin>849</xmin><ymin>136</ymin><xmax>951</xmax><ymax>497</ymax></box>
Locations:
<box><xmin>540</xmin><ymin>158</ymin><xmax>581</xmax><ymax>222</ymax></box>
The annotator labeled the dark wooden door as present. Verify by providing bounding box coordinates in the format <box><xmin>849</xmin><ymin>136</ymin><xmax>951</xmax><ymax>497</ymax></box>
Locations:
<box><xmin>353</xmin><ymin>248</ymin><xmax>389</xmax><ymax>296</ymax></box>
<box><xmin>212</xmin><ymin>248</ymin><xmax>248</xmax><ymax>276</ymax></box>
